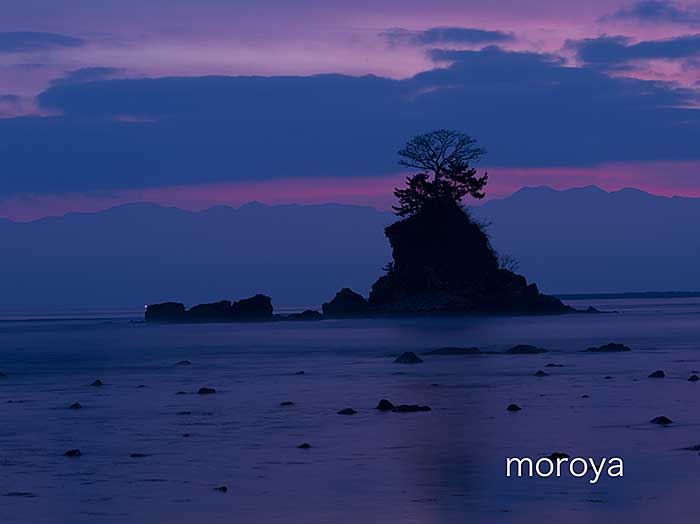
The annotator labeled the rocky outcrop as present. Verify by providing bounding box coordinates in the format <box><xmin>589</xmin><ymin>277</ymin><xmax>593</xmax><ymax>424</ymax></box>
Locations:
<box><xmin>507</xmin><ymin>344</ymin><xmax>547</xmax><ymax>354</ymax></box>
<box><xmin>367</xmin><ymin>202</ymin><xmax>571</xmax><ymax>314</ymax></box>
<box><xmin>286</xmin><ymin>309</ymin><xmax>323</xmax><ymax>321</ymax></box>
<box><xmin>584</xmin><ymin>343</ymin><xmax>631</xmax><ymax>353</ymax></box>
<box><xmin>394</xmin><ymin>352</ymin><xmax>423</xmax><ymax>364</ymax></box>
<box><xmin>145</xmin><ymin>294</ymin><xmax>273</xmax><ymax>322</ymax></box>
<box><xmin>322</xmin><ymin>288</ymin><xmax>369</xmax><ymax>317</ymax></box>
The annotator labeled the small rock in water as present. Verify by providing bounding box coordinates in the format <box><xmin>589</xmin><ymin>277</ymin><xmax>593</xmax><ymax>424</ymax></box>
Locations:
<box><xmin>64</xmin><ymin>449</ymin><xmax>81</xmax><ymax>457</ymax></box>
<box><xmin>688</xmin><ymin>375</ymin><xmax>699</xmax><ymax>382</ymax></box>
<box><xmin>548</xmin><ymin>452</ymin><xmax>570</xmax><ymax>460</ymax></box>
<box><xmin>175</xmin><ymin>360</ymin><xmax>192</xmax><ymax>366</ymax></box>
<box><xmin>545</xmin><ymin>363</ymin><xmax>564</xmax><ymax>368</ymax></box>
<box><xmin>298</xmin><ymin>443</ymin><xmax>311</xmax><ymax>449</ymax></box>
<box><xmin>648</xmin><ymin>370</ymin><xmax>666</xmax><ymax>378</ymax></box>
<box><xmin>507</xmin><ymin>345</ymin><xmax>547</xmax><ymax>354</ymax></box>
<box><xmin>197</xmin><ymin>387</ymin><xmax>216</xmax><ymax>395</ymax></box>
<box><xmin>581</xmin><ymin>394</ymin><xmax>590</xmax><ymax>398</ymax></box>
<box><xmin>337</xmin><ymin>408</ymin><xmax>357</xmax><ymax>415</ymax></box>
<box><xmin>375</xmin><ymin>399</ymin><xmax>395</xmax><ymax>411</ymax></box>
<box><xmin>584</xmin><ymin>343</ymin><xmax>631</xmax><ymax>353</ymax></box>
<box><xmin>130</xmin><ymin>453</ymin><xmax>147</xmax><ymax>458</ymax></box>
<box><xmin>534</xmin><ymin>370</ymin><xmax>548</xmax><ymax>377</ymax></box>
<box><xmin>392</xmin><ymin>404</ymin><xmax>431</xmax><ymax>413</ymax></box>
<box><xmin>69</xmin><ymin>402</ymin><xmax>82</xmax><ymax>410</ymax></box>
<box><xmin>677</xmin><ymin>444</ymin><xmax>700</xmax><ymax>451</ymax></box>
<box><xmin>175</xmin><ymin>391</ymin><xmax>188</xmax><ymax>395</ymax></box>
<box><xmin>424</xmin><ymin>347</ymin><xmax>481</xmax><ymax>356</ymax></box>
<box><xmin>90</xmin><ymin>379</ymin><xmax>103</xmax><ymax>387</ymax></box>
<box><xmin>214</xmin><ymin>485</ymin><xmax>228</xmax><ymax>493</ymax></box>
<box><xmin>280</xmin><ymin>401</ymin><xmax>295</xmax><ymax>406</ymax></box>
<box><xmin>295</xmin><ymin>371</ymin><xmax>305</xmax><ymax>375</ymax></box>
<box><xmin>506</xmin><ymin>403</ymin><xmax>522</xmax><ymax>412</ymax></box>
<box><xmin>394</xmin><ymin>352</ymin><xmax>423</xmax><ymax>364</ymax></box>
<box><xmin>604</xmin><ymin>376</ymin><xmax>613</xmax><ymax>380</ymax></box>
<box><xmin>650</xmin><ymin>416</ymin><xmax>673</xmax><ymax>425</ymax></box>
<box><xmin>177</xmin><ymin>411</ymin><xmax>192</xmax><ymax>416</ymax></box>
<box><xmin>182</xmin><ymin>433</ymin><xmax>191</xmax><ymax>438</ymax></box>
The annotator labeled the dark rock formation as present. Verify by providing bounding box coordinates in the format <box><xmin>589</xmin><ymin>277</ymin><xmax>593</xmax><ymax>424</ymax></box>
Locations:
<box><xmin>175</xmin><ymin>360</ymin><xmax>192</xmax><ymax>366</ymax></box>
<box><xmin>648</xmin><ymin>370</ymin><xmax>666</xmax><ymax>378</ymax></box>
<box><xmin>534</xmin><ymin>370</ymin><xmax>548</xmax><ymax>377</ymax></box>
<box><xmin>507</xmin><ymin>344</ymin><xmax>547</xmax><ymax>354</ymax></box>
<box><xmin>197</xmin><ymin>387</ymin><xmax>216</xmax><ymax>395</ymax></box>
<box><xmin>506</xmin><ymin>403</ymin><xmax>522</xmax><ymax>412</ymax></box>
<box><xmin>392</xmin><ymin>404</ymin><xmax>431</xmax><ymax>412</ymax></box>
<box><xmin>394</xmin><ymin>352</ymin><xmax>423</xmax><ymax>364</ymax></box>
<box><xmin>584</xmin><ymin>343</ymin><xmax>631</xmax><ymax>353</ymax></box>
<box><xmin>548</xmin><ymin>452</ymin><xmax>570</xmax><ymax>460</ymax></box>
<box><xmin>280</xmin><ymin>401</ymin><xmax>295</xmax><ymax>406</ymax></box>
<box><xmin>286</xmin><ymin>309</ymin><xmax>323</xmax><ymax>321</ymax></box>
<box><xmin>145</xmin><ymin>301</ymin><xmax>186</xmax><ymax>321</ymax></box>
<box><xmin>90</xmin><ymin>379</ymin><xmax>103</xmax><ymax>387</ymax></box>
<box><xmin>689</xmin><ymin>374</ymin><xmax>699</xmax><ymax>382</ymax></box>
<box><xmin>650</xmin><ymin>415</ymin><xmax>673</xmax><ymax>425</ymax></box>
<box><xmin>581</xmin><ymin>394</ymin><xmax>590</xmax><ymax>398</ymax></box>
<box><xmin>188</xmin><ymin>300</ymin><xmax>233</xmax><ymax>320</ymax></box>
<box><xmin>231</xmin><ymin>294</ymin><xmax>273</xmax><ymax>319</ymax></box>
<box><xmin>64</xmin><ymin>449</ymin><xmax>81</xmax><ymax>457</ymax></box>
<box><xmin>322</xmin><ymin>288</ymin><xmax>369</xmax><ymax>317</ymax></box>
<box><xmin>130</xmin><ymin>453</ymin><xmax>147</xmax><ymax>458</ymax></box>
<box><xmin>298</xmin><ymin>443</ymin><xmax>311</xmax><ymax>449</ymax></box>
<box><xmin>214</xmin><ymin>486</ymin><xmax>228</xmax><ymax>493</ymax></box>
<box><xmin>375</xmin><ymin>399</ymin><xmax>395</xmax><ymax>411</ymax></box>
<box><xmin>69</xmin><ymin>402</ymin><xmax>82</xmax><ymax>410</ymax></box>
<box><xmin>367</xmin><ymin>202</ymin><xmax>572</xmax><ymax>314</ymax></box>
<box><xmin>424</xmin><ymin>346</ymin><xmax>481</xmax><ymax>356</ymax></box>
<box><xmin>545</xmin><ymin>363</ymin><xmax>564</xmax><ymax>367</ymax></box>
<box><xmin>337</xmin><ymin>408</ymin><xmax>357</xmax><ymax>415</ymax></box>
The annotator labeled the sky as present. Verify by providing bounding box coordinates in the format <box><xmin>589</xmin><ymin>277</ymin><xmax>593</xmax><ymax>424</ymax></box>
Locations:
<box><xmin>1</xmin><ymin>0</ymin><xmax>700</xmax><ymax>220</ymax></box>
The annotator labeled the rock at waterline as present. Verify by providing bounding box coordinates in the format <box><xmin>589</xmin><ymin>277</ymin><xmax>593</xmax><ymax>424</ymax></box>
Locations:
<box><xmin>648</xmin><ymin>370</ymin><xmax>666</xmax><ymax>378</ymax></box>
<box><xmin>581</xmin><ymin>394</ymin><xmax>590</xmax><ymax>398</ymax></box>
<box><xmin>322</xmin><ymin>288</ymin><xmax>369</xmax><ymax>317</ymax></box>
<box><xmin>286</xmin><ymin>310</ymin><xmax>323</xmax><ymax>321</ymax></box>
<box><xmin>534</xmin><ymin>370</ymin><xmax>549</xmax><ymax>377</ymax></box>
<box><xmin>145</xmin><ymin>301</ymin><xmax>186</xmax><ymax>321</ymax></box>
<box><xmin>506</xmin><ymin>403</ymin><xmax>522</xmax><ymax>412</ymax></box>
<box><xmin>545</xmin><ymin>363</ymin><xmax>564</xmax><ymax>367</ymax></box>
<box><xmin>424</xmin><ymin>347</ymin><xmax>481</xmax><ymax>356</ymax></box>
<box><xmin>214</xmin><ymin>486</ymin><xmax>228</xmax><ymax>493</ymax></box>
<box><xmin>90</xmin><ymin>379</ymin><xmax>103</xmax><ymax>387</ymax></box>
<box><xmin>280</xmin><ymin>401</ymin><xmax>295</xmax><ymax>406</ymax></box>
<box><xmin>548</xmin><ymin>452</ymin><xmax>570</xmax><ymax>461</ymax></box>
<box><xmin>294</xmin><ymin>371</ymin><xmax>305</xmax><ymax>375</ymax></box>
<box><xmin>689</xmin><ymin>375</ymin><xmax>699</xmax><ymax>382</ymax></box>
<box><xmin>584</xmin><ymin>343</ymin><xmax>631</xmax><ymax>353</ymax></box>
<box><xmin>337</xmin><ymin>408</ymin><xmax>357</xmax><ymax>415</ymax></box>
<box><xmin>197</xmin><ymin>387</ymin><xmax>216</xmax><ymax>395</ymax></box>
<box><xmin>298</xmin><ymin>443</ymin><xmax>311</xmax><ymax>449</ymax></box>
<box><xmin>69</xmin><ymin>402</ymin><xmax>82</xmax><ymax>410</ymax></box>
<box><xmin>175</xmin><ymin>360</ymin><xmax>192</xmax><ymax>366</ymax></box>
<box><xmin>394</xmin><ymin>352</ymin><xmax>423</xmax><ymax>364</ymax></box>
<box><xmin>392</xmin><ymin>404</ymin><xmax>431</xmax><ymax>413</ymax></box>
<box><xmin>129</xmin><ymin>453</ymin><xmax>147</xmax><ymax>458</ymax></box>
<box><xmin>507</xmin><ymin>345</ymin><xmax>547</xmax><ymax>355</ymax></box>
<box><xmin>650</xmin><ymin>416</ymin><xmax>673</xmax><ymax>425</ymax></box>
<box><xmin>375</xmin><ymin>399</ymin><xmax>395</xmax><ymax>411</ymax></box>
<box><xmin>64</xmin><ymin>449</ymin><xmax>81</xmax><ymax>457</ymax></box>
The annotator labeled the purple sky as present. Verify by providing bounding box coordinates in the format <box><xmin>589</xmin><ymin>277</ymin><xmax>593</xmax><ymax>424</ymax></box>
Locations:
<box><xmin>1</xmin><ymin>0</ymin><xmax>700</xmax><ymax>219</ymax></box>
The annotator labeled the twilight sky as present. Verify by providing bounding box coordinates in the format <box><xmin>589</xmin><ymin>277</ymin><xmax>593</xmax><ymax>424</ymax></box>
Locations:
<box><xmin>1</xmin><ymin>0</ymin><xmax>700</xmax><ymax>220</ymax></box>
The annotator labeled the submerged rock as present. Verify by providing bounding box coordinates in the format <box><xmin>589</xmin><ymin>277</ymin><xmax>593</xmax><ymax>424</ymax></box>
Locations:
<box><xmin>506</xmin><ymin>403</ymin><xmax>522</xmax><ymax>412</ymax></box>
<box><xmin>394</xmin><ymin>352</ymin><xmax>423</xmax><ymax>364</ymax></box>
<box><xmin>90</xmin><ymin>379</ymin><xmax>103</xmax><ymax>387</ymax></box>
<box><xmin>648</xmin><ymin>370</ymin><xmax>666</xmax><ymax>378</ymax></box>
<box><xmin>650</xmin><ymin>416</ymin><xmax>673</xmax><ymax>425</ymax></box>
<box><xmin>64</xmin><ymin>449</ymin><xmax>81</xmax><ymax>457</ymax></box>
<box><xmin>581</xmin><ymin>394</ymin><xmax>590</xmax><ymax>398</ymax></box>
<box><xmin>424</xmin><ymin>347</ymin><xmax>481</xmax><ymax>356</ymax></box>
<box><xmin>507</xmin><ymin>344</ymin><xmax>547</xmax><ymax>355</ymax></box>
<box><xmin>337</xmin><ymin>408</ymin><xmax>357</xmax><ymax>415</ymax></box>
<box><xmin>375</xmin><ymin>399</ymin><xmax>395</xmax><ymax>411</ymax></box>
<box><xmin>689</xmin><ymin>374</ymin><xmax>699</xmax><ymax>382</ymax></box>
<box><xmin>322</xmin><ymin>288</ymin><xmax>369</xmax><ymax>317</ymax></box>
<box><xmin>392</xmin><ymin>404</ymin><xmax>431</xmax><ymax>413</ymax></box>
<box><xmin>69</xmin><ymin>402</ymin><xmax>82</xmax><ymax>410</ymax></box>
<box><xmin>534</xmin><ymin>370</ymin><xmax>549</xmax><ymax>377</ymax></box>
<box><xmin>297</xmin><ymin>443</ymin><xmax>311</xmax><ymax>449</ymax></box>
<box><xmin>545</xmin><ymin>363</ymin><xmax>564</xmax><ymax>367</ymax></box>
<box><xmin>197</xmin><ymin>387</ymin><xmax>216</xmax><ymax>395</ymax></box>
<box><xmin>584</xmin><ymin>343</ymin><xmax>631</xmax><ymax>353</ymax></box>
<box><xmin>280</xmin><ymin>401</ymin><xmax>295</xmax><ymax>406</ymax></box>
<box><xmin>175</xmin><ymin>360</ymin><xmax>192</xmax><ymax>366</ymax></box>
<box><xmin>129</xmin><ymin>453</ymin><xmax>147</xmax><ymax>458</ymax></box>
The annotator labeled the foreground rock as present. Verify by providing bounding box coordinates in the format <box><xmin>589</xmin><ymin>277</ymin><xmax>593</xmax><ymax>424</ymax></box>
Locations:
<box><xmin>650</xmin><ymin>416</ymin><xmax>673</xmax><ymax>425</ymax></box>
<box><xmin>424</xmin><ymin>347</ymin><xmax>481</xmax><ymax>356</ymax></box>
<box><xmin>367</xmin><ymin>202</ymin><xmax>572</xmax><ymax>314</ymax></box>
<box><xmin>197</xmin><ymin>387</ymin><xmax>217</xmax><ymax>395</ymax></box>
<box><xmin>534</xmin><ymin>370</ymin><xmax>549</xmax><ymax>377</ymax></box>
<box><xmin>506</xmin><ymin>403</ymin><xmax>522</xmax><ymax>412</ymax></box>
<box><xmin>648</xmin><ymin>370</ymin><xmax>666</xmax><ymax>378</ymax></box>
<box><xmin>64</xmin><ymin>449</ymin><xmax>82</xmax><ymax>457</ymax></box>
<box><xmin>297</xmin><ymin>443</ymin><xmax>311</xmax><ymax>449</ymax></box>
<box><xmin>507</xmin><ymin>344</ymin><xmax>547</xmax><ymax>355</ymax></box>
<box><xmin>375</xmin><ymin>399</ymin><xmax>395</xmax><ymax>411</ymax></box>
<box><xmin>689</xmin><ymin>374</ymin><xmax>699</xmax><ymax>382</ymax></box>
<box><xmin>394</xmin><ymin>352</ymin><xmax>423</xmax><ymax>364</ymax></box>
<box><xmin>69</xmin><ymin>402</ymin><xmax>82</xmax><ymax>410</ymax></box>
<box><xmin>584</xmin><ymin>343</ymin><xmax>631</xmax><ymax>353</ymax></box>
<box><xmin>145</xmin><ymin>294</ymin><xmax>273</xmax><ymax>322</ymax></box>
<box><xmin>90</xmin><ymin>379</ymin><xmax>103</xmax><ymax>387</ymax></box>
<box><xmin>337</xmin><ymin>408</ymin><xmax>357</xmax><ymax>415</ymax></box>
<box><xmin>322</xmin><ymin>288</ymin><xmax>369</xmax><ymax>317</ymax></box>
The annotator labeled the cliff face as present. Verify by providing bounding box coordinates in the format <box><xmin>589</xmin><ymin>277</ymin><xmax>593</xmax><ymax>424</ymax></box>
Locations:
<box><xmin>368</xmin><ymin>202</ymin><xmax>570</xmax><ymax>314</ymax></box>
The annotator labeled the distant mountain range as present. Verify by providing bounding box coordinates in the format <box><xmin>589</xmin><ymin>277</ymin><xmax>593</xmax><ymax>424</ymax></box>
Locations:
<box><xmin>1</xmin><ymin>186</ymin><xmax>698</xmax><ymax>311</ymax></box>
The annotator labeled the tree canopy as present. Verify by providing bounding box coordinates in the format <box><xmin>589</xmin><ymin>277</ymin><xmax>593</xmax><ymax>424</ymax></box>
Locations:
<box><xmin>393</xmin><ymin>130</ymin><xmax>488</xmax><ymax>217</ymax></box>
